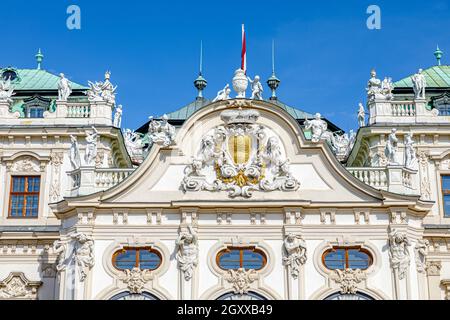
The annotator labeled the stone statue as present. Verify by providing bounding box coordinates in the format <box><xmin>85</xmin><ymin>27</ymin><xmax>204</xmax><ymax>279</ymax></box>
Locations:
<box><xmin>385</xmin><ymin>128</ymin><xmax>399</xmax><ymax>165</ymax></box>
<box><xmin>212</xmin><ymin>84</ymin><xmax>231</xmax><ymax>102</ymax></box>
<box><xmin>85</xmin><ymin>127</ymin><xmax>98</xmax><ymax>166</ymax></box>
<box><xmin>124</xmin><ymin>129</ymin><xmax>144</xmax><ymax>163</ymax></box>
<box><xmin>69</xmin><ymin>135</ymin><xmax>81</xmax><ymax>169</ymax></box>
<box><xmin>366</xmin><ymin>69</ymin><xmax>382</xmax><ymax>100</ymax></box>
<box><xmin>404</xmin><ymin>133</ymin><xmax>416</xmax><ymax>168</ymax></box>
<box><xmin>357</xmin><ymin>103</ymin><xmax>365</xmax><ymax>127</ymax></box>
<box><xmin>388</xmin><ymin>229</ymin><xmax>410</xmax><ymax>280</ymax></box>
<box><xmin>147</xmin><ymin>114</ymin><xmax>176</xmax><ymax>148</ymax></box>
<box><xmin>304</xmin><ymin>113</ymin><xmax>328</xmax><ymax>143</ymax></box>
<box><xmin>414</xmin><ymin>239</ymin><xmax>429</xmax><ymax>273</ymax></box>
<box><xmin>53</xmin><ymin>240</ymin><xmax>67</xmax><ymax>272</ymax></box>
<box><xmin>57</xmin><ymin>73</ymin><xmax>72</xmax><ymax>101</ymax></box>
<box><xmin>263</xmin><ymin>136</ymin><xmax>284</xmax><ymax>167</ymax></box>
<box><xmin>71</xmin><ymin>233</ymin><xmax>95</xmax><ymax>282</ymax></box>
<box><xmin>247</xmin><ymin>75</ymin><xmax>263</xmax><ymax>100</ymax></box>
<box><xmin>175</xmin><ymin>225</ymin><xmax>198</xmax><ymax>281</ymax></box>
<box><xmin>113</xmin><ymin>104</ymin><xmax>123</xmax><ymax>128</ymax></box>
<box><xmin>86</xmin><ymin>71</ymin><xmax>117</xmax><ymax>104</ymax></box>
<box><xmin>0</xmin><ymin>78</ymin><xmax>14</xmax><ymax>103</ymax></box>
<box><xmin>412</xmin><ymin>69</ymin><xmax>426</xmax><ymax>99</ymax></box>
<box><xmin>381</xmin><ymin>77</ymin><xmax>394</xmax><ymax>99</ymax></box>
<box><xmin>283</xmin><ymin>233</ymin><xmax>307</xmax><ymax>279</ymax></box>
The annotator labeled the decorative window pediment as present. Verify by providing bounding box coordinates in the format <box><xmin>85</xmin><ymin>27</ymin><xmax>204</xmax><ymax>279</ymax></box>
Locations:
<box><xmin>0</xmin><ymin>272</ymin><xmax>42</xmax><ymax>300</ymax></box>
<box><xmin>431</xmin><ymin>92</ymin><xmax>450</xmax><ymax>116</ymax></box>
<box><xmin>23</xmin><ymin>95</ymin><xmax>52</xmax><ymax>118</ymax></box>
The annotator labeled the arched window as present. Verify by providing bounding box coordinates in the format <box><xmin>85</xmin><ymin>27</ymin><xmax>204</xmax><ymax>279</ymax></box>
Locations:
<box><xmin>322</xmin><ymin>246</ymin><xmax>372</xmax><ymax>270</ymax></box>
<box><xmin>112</xmin><ymin>247</ymin><xmax>162</xmax><ymax>271</ymax></box>
<box><xmin>216</xmin><ymin>247</ymin><xmax>267</xmax><ymax>270</ymax></box>
<box><xmin>217</xmin><ymin>291</ymin><xmax>267</xmax><ymax>300</ymax></box>
<box><xmin>110</xmin><ymin>291</ymin><xmax>159</xmax><ymax>300</ymax></box>
<box><xmin>324</xmin><ymin>291</ymin><xmax>374</xmax><ymax>300</ymax></box>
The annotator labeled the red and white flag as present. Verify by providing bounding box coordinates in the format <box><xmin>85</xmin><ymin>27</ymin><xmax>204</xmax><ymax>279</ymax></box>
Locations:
<box><xmin>241</xmin><ymin>24</ymin><xmax>246</xmax><ymax>74</ymax></box>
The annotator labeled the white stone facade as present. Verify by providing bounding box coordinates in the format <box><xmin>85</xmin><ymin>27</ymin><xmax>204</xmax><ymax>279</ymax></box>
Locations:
<box><xmin>0</xmin><ymin>63</ymin><xmax>449</xmax><ymax>300</ymax></box>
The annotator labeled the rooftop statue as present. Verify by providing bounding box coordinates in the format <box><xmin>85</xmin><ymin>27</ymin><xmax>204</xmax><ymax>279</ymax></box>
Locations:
<box><xmin>113</xmin><ymin>104</ymin><xmax>123</xmax><ymax>128</ymax></box>
<box><xmin>381</xmin><ymin>77</ymin><xmax>394</xmax><ymax>100</ymax></box>
<box><xmin>412</xmin><ymin>68</ymin><xmax>426</xmax><ymax>100</ymax></box>
<box><xmin>147</xmin><ymin>114</ymin><xmax>176</xmax><ymax>148</ymax></box>
<box><xmin>124</xmin><ymin>129</ymin><xmax>144</xmax><ymax>163</ymax></box>
<box><xmin>366</xmin><ymin>69</ymin><xmax>383</xmax><ymax>100</ymax></box>
<box><xmin>247</xmin><ymin>75</ymin><xmax>263</xmax><ymax>100</ymax></box>
<box><xmin>86</xmin><ymin>71</ymin><xmax>117</xmax><ymax>104</ymax></box>
<box><xmin>212</xmin><ymin>84</ymin><xmax>231</xmax><ymax>102</ymax></box>
<box><xmin>0</xmin><ymin>78</ymin><xmax>15</xmax><ymax>103</ymax></box>
<box><xmin>57</xmin><ymin>73</ymin><xmax>72</xmax><ymax>101</ymax></box>
<box><xmin>232</xmin><ymin>69</ymin><xmax>248</xmax><ymax>98</ymax></box>
<box><xmin>304</xmin><ymin>113</ymin><xmax>328</xmax><ymax>143</ymax></box>
<box><xmin>385</xmin><ymin>128</ymin><xmax>399</xmax><ymax>165</ymax></box>
<box><xmin>357</xmin><ymin>102</ymin><xmax>365</xmax><ymax>127</ymax></box>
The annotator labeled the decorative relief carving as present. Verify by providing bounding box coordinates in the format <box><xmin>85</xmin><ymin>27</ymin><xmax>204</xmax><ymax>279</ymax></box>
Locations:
<box><xmin>182</xmin><ymin>108</ymin><xmax>299</xmax><ymax>198</ymax></box>
<box><xmin>53</xmin><ymin>240</ymin><xmax>68</xmax><ymax>272</ymax></box>
<box><xmin>119</xmin><ymin>267</ymin><xmax>153</xmax><ymax>294</ymax></box>
<box><xmin>49</xmin><ymin>152</ymin><xmax>63</xmax><ymax>203</ymax></box>
<box><xmin>388</xmin><ymin>229</ymin><xmax>410</xmax><ymax>280</ymax></box>
<box><xmin>175</xmin><ymin>226</ymin><xmax>198</xmax><ymax>281</ymax></box>
<box><xmin>0</xmin><ymin>272</ymin><xmax>41</xmax><ymax>300</ymax></box>
<box><xmin>426</xmin><ymin>261</ymin><xmax>441</xmax><ymax>276</ymax></box>
<box><xmin>10</xmin><ymin>156</ymin><xmax>41</xmax><ymax>172</ymax></box>
<box><xmin>224</xmin><ymin>268</ymin><xmax>258</xmax><ymax>295</ymax></box>
<box><xmin>330</xmin><ymin>268</ymin><xmax>366</xmax><ymax>294</ymax></box>
<box><xmin>414</xmin><ymin>239</ymin><xmax>429</xmax><ymax>273</ymax></box>
<box><xmin>418</xmin><ymin>151</ymin><xmax>431</xmax><ymax>200</ymax></box>
<box><xmin>282</xmin><ymin>233</ymin><xmax>307</xmax><ymax>279</ymax></box>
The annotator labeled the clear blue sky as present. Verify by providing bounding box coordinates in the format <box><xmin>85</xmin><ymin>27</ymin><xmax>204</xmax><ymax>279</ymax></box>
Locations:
<box><xmin>2</xmin><ymin>0</ymin><xmax>450</xmax><ymax>132</ymax></box>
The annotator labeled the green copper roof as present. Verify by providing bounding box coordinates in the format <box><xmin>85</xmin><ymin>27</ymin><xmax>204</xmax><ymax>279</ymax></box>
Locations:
<box><xmin>164</xmin><ymin>98</ymin><xmax>315</xmax><ymax>121</ymax></box>
<box><xmin>394</xmin><ymin>65</ymin><xmax>450</xmax><ymax>88</ymax></box>
<box><xmin>0</xmin><ymin>68</ymin><xmax>87</xmax><ymax>91</ymax></box>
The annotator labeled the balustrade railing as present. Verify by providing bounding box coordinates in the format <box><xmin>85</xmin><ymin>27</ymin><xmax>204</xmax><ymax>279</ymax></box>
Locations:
<box><xmin>391</xmin><ymin>101</ymin><xmax>415</xmax><ymax>117</ymax></box>
<box><xmin>67</xmin><ymin>103</ymin><xmax>91</xmax><ymax>118</ymax></box>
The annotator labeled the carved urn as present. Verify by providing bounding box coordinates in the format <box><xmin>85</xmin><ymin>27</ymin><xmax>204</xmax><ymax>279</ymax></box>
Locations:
<box><xmin>232</xmin><ymin>69</ymin><xmax>248</xmax><ymax>98</ymax></box>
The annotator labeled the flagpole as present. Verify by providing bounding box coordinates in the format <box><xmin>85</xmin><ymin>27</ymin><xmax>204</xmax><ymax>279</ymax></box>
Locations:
<box><xmin>241</xmin><ymin>24</ymin><xmax>246</xmax><ymax>74</ymax></box>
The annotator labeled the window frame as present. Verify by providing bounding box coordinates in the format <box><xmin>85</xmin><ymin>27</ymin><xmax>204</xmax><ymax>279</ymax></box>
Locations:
<box><xmin>322</xmin><ymin>246</ymin><xmax>373</xmax><ymax>270</ymax></box>
<box><xmin>112</xmin><ymin>246</ymin><xmax>163</xmax><ymax>271</ymax></box>
<box><xmin>441</xmin><ymin>174</ymin><xmax>450</xmax><ymax>218</ymax></box>
<box><xmin>216</xmin><ymin>246</ymin><xmax>267</xmax><ymax>271</ymax></box>
<box><xmin>8</xmin><ymin>175</ymin><xmax>41</xmax><ymax>218</ymax></box>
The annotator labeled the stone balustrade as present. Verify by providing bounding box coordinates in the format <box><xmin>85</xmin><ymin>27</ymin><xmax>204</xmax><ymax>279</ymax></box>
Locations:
<box><xmin>347</xmin><ymin>165</ymin><xmax>418</xmax><ymax>195</ymax></box>
<box><xmin>67</xmin><ymin>167</ymin><xmax>135</xmax><ymax>197</ymax></box>
<box><xmin>66</xmin><ymin>102</ymin><xmax>91</xmax><ymax>118</ymax></box>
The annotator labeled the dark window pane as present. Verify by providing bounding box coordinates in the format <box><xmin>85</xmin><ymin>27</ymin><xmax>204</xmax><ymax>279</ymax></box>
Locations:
<box><xmin>324</xmin><ymin>249</ymin><xmax>346</xmax><ymax>270</ymax></box>
<box><xmin>12</xmin><ymin>177</ymin><xmax>25</xmax><ymax>192</ymax></box>
<box><xmin>347</xmin><ymin>250</ymin><xmax>370</xmax><ymax>269</ymax></box>
<box><xmin>242</xmin><ymin>250</ymin><xmax>264</xmax><ymax>270</ymax></box>
<box><xmin>115</xmin><ymin>250</ymin><xmax>137</xmax><ymax>269</ymax></box>
<box><xmin>219</xmin><ymin>250</ymin><xmax>241</xmax><ymax>269</ymax></box>
<box><xmin>27</xmin><ymin>177</ymin><xmax>40</xmax><ymax>192</ymax></box>
<box><xmin>139</xmin><ymin>250</ymin><xmax>161</xmax><ymax>270</ymax></box>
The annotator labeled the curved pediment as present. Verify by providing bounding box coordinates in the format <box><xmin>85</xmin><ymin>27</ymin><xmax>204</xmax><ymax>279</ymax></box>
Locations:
<box><xmin>56</xmin><ymin>99</ymin><xmax>429</xmax><ymax>211</ymax></box>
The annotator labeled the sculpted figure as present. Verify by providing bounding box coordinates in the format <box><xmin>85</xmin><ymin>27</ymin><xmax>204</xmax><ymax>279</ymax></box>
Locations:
<box><xmin>357</xmin><ymin>103</ymin><xmax>365</xmax><ymax>127</ymax></box>
<box><xmin>385</xmin><ymin>128</ymin><xmax>399</xmax><ymax>165</ymax></box>
<box><xmin>366</xmin><ymin>69</ymin><xmax>382</xmax><ymax>99</ymax></box>
<box><xmin>247</xmin><ymin>75</ymin><xmax>263</xmax><ymax>100</ymax></box>
<box><xmin>53</xmin><ymin>240</ymin><xmax>67</xmax><ymax>272</ymax></box>
<box><xmin>264</xmin><ymin>136</ymin><xmax>283</xmax><ymax>166</ymax></box>
<box><xmin>71</xmin><ymin>233</ymin><xmax>95</xmax><ymax>282</ymax></box>
<box><xmin>304</xmin><ymin>113</ymin><xmax>328</xmax><ymax>142</ymax></box>
<box><xmin>388</xmin><ymin>229</ymin><xmax>410</xmax><ymax>280</ymax></box>
<box><xmin>69</xmin><ymin>135</ymin><xmax>81</xmax><ymax>169</ymax></box>
<box><xmin>404</xmin><ymin>133</ymin><xmax>416</xmax><ymax>168</ymax></box>
<box><xmin>283</xmin><ymin>233</ymin><xmax>307</xmax><ymax>279</ymax></box>
<box><xmin>0</xmin><ymin>78</ymin><xmax>15</xmax><ymax>103</ymax></box>
<box><xmin>147</xmin><ymin>114</ymin><xmax>175</xmax><ymax>147</ymax></box>
<box><xmin>212</xmin><ymin>84</ymin><xmax>231</xmax><ymax>102</ymax></box>
<box><xmin>57</xmin><ymin>73</ymin><xmax>72</xmax><ymax>101</ymax></box>
<box><xmin>175</xmin><ymin>225</ymin><xmax>198</xmax><ymax>281</ymax></box>
<box><xmin>113</xmin><ymin>104</ymin><xmax>123</xmax><ymax>128</ymax></box>
<box><xmin>381</xmin><ymin>77</ymin><xmax>394</xmax><ymax>99</ymax></box>
<box><xmin>412</xmin><ymin>69</ymin><xmax>426</xmax><ymax>99</ymax></box>
<box><xmin>414</xmin><ymin>239</ymin><xmax>429</xmax><ymax>273</ymax></box>
<box><xmin>86</xmin><ymin>71</ymin><xmax>117</xmax><ymax>104</ymax></box>
<box><xmin>85</xmin><ymin>127</ymin><xmax>98</xmax><ymax>166</ymax></box>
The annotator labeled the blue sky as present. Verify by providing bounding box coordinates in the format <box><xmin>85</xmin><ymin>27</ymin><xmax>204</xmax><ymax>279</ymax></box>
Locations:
<box><xmin>2</xmin><ymin>0</ymin><xmax>450</xmax><ymax>132</ymax></box>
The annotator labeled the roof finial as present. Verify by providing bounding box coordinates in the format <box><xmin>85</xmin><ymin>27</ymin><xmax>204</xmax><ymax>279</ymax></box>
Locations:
<box><xmin>267</xmin><ymin>40</ymin><xmax>280</xmax><ymax>100</ymax></box>
<box><xmin>194</xmin><ymin>40</ymin><xmax>207</xmax><ymax>99</ymax></box>
<box><xmin>35</xmin><ymin>48</ymin><xmax>44</xmax><ymax>70</ymax></box>
<box><xmin>434</xmin><ymin>45</ymin><xmax>443</xmax><ymax>66</ymax></box>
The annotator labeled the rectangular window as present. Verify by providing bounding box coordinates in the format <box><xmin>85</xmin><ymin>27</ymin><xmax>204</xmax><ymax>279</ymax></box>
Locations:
<box><xmin>442</xmin><ymin>175</ymin><xmax>450</xmax><ymax>218</ymax></box>
<box><xmin>27</xmin><ymin>107</ymin><xmax>45</xmax><ymax>118</ymax></box>
<box><xmin>9</xmin><ymin>176</ymin><xmax>40</xmax><ymax>218</ymax></box>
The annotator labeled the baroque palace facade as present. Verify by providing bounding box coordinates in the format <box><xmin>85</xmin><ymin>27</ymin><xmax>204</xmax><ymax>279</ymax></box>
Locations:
<box><xmin>0</xmin><ymin>49</ymin><xmax>450</xmax><ymax>300</ymax></box>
